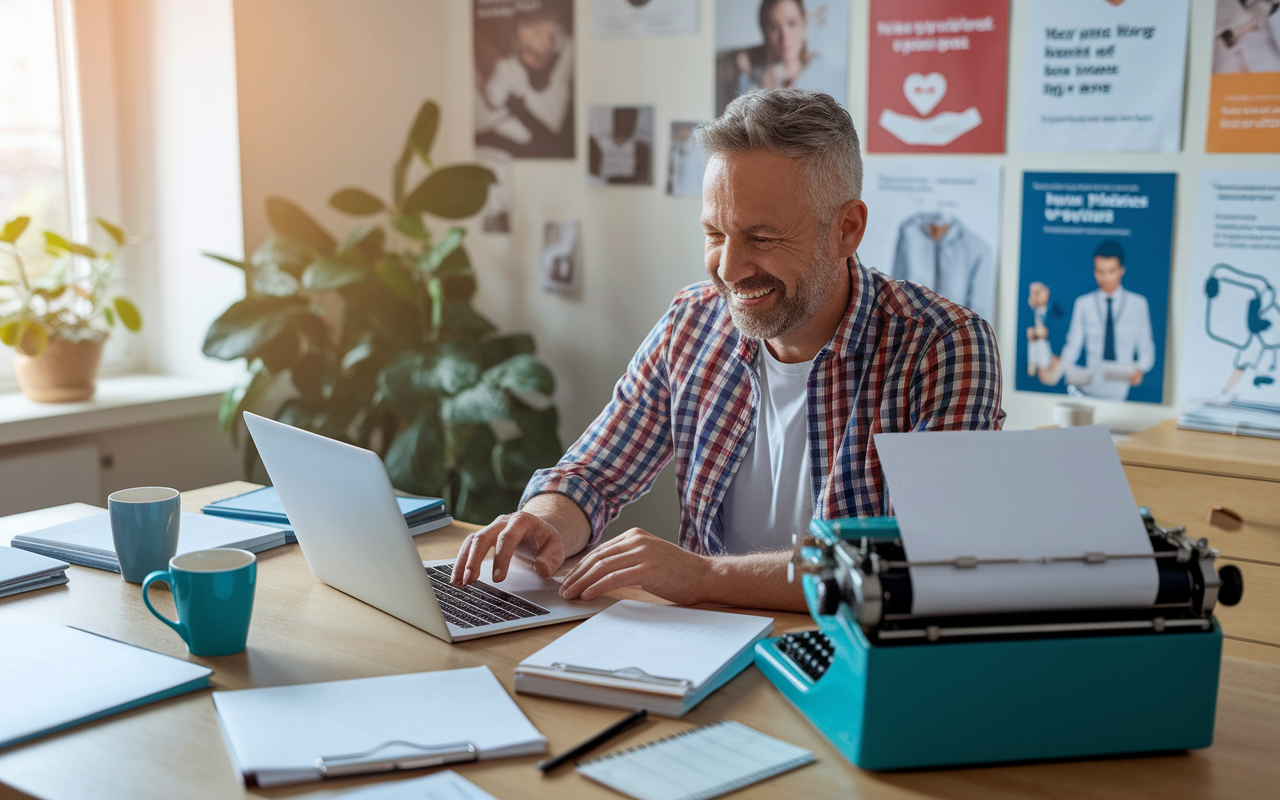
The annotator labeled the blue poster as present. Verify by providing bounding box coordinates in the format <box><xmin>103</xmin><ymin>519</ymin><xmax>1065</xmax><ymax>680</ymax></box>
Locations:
<box><xmin>1017</xmin><ymin>172</ymin><xmax>1175</xmax><ymax>404</ymax></box>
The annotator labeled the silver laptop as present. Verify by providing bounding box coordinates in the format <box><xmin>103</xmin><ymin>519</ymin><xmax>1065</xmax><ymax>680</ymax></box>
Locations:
<box><xmin>243</xmin><ymin>412</ymin><xmax>614</xmax><ymax>642</ymax></box>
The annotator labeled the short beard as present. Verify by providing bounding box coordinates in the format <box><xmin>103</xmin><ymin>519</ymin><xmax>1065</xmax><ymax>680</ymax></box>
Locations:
<box><xmin>712</xmin><ymin>250</ymin><xmax>843</xmax><ymax>341</ymax></box>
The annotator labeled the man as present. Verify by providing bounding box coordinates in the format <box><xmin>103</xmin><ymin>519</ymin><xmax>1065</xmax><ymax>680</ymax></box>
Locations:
<box><xmin>1058</xmin><ymin>241</ymin><xmax>1156</xmax><ymax>402</ymax></box>
<box><xmin>452</xmin><ymin>89</ymin><xmax>1004</xmax><ymax>612</ymax></box>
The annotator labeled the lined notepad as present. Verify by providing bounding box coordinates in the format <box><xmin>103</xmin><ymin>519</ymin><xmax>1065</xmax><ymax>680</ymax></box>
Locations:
<box><xmin>576</xmin><ymin>721</ymin><xmax>814</xmax><ymax>800</ymax></box>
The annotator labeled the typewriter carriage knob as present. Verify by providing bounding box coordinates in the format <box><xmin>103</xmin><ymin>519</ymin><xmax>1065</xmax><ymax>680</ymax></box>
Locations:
<box><xmin>1218</xmin><ymin>565</ymin><xmax>1244</xmax><ymax>606</ymax></box>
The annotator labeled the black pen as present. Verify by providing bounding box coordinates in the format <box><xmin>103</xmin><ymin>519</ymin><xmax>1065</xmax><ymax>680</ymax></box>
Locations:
<box><xmin>537</xmin><ymin>708</ymin><xmax>648</xmax><ymax>772</ymax></box>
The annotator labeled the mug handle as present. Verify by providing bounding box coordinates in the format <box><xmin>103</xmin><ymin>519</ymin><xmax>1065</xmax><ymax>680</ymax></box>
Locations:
<box><xmin>142</xmin><ymin>570</ymin><xmax>188</xmax><ymax>645</ymax></box>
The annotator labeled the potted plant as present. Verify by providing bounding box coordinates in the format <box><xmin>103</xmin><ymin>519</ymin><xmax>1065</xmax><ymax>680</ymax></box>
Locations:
<box><xmin>203</xmin><ymin>100</ymin><xmax>563</xmax><ymax>523</ymax></box>
<box><xmin>0</xmin><ymin>216</ymin><xmax>142</xmax><ymax>402</ymax></box>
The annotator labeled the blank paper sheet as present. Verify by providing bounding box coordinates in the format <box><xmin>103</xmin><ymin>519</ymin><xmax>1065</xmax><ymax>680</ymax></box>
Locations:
<box><xmin>873</xmin><ymin>426</ymin><xmax>1158</xmax><ymax>615</ymax></box>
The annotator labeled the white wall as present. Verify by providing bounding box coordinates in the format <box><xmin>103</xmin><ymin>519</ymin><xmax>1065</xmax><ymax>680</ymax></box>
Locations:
<box><xmin>232</xmin><ymin>0</ymin><xmax>1280</xmax><ymax>542</ymax></box>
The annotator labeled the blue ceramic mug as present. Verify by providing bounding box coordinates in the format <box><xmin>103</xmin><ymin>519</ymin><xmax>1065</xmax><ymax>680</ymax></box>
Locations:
<box><xmin>142</xmin><ymin>549</ymin><xmax>256</xmax><ymax>657</ymax></box>
<box><xmin>109</xmin><ymin>487</ymin><xmax>181</xmax><ymax>583</ymax></box>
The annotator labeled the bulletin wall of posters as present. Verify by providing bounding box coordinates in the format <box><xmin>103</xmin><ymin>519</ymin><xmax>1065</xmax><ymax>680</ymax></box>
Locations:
<box><xmin>866</xmin><ymin>0</ymin><xmax>1009</xmax><ymax>153</ymax></box>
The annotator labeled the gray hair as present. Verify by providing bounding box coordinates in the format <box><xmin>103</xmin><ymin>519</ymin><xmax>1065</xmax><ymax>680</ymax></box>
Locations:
<box><xmin>696</xmin><ymin>89</ymin><xmax>862</xmax><ymax>221</ymax></box>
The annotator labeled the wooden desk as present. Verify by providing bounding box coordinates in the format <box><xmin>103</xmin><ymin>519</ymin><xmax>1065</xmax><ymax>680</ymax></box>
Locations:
<box><xmin>2</xmin><ymin>482</ymin><xmax>1279</xmax><ymax>800</ymax></box>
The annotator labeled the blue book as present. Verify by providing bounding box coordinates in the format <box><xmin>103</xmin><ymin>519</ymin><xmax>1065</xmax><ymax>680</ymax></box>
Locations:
<box><xmin>203</xmin><ymin>487</ymin><xmax>449</xmax><ymax>542</ymax></box>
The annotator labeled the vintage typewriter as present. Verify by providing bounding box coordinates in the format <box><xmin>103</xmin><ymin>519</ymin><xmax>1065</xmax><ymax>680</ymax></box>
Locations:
<box><xmin>754</xmin><ymin>510</ymin><xmax>1244</xmax><ymax>769</ymax></box>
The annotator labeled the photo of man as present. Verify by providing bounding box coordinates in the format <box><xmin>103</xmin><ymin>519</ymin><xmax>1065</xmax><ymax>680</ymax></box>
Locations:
<box><xmin>474</xmin><ymin>0</ymin><xmax>575</xmax><ymax>159</ymax></box>
<box><xmin>587</xmin><ymin>106</ymin><xmax>654</xmax><ymax>186</ymax></box>
<box><xmin>1054</xmin><ymin>242</ymin><xmax>1156</xmax><ymax>401</ymax></box>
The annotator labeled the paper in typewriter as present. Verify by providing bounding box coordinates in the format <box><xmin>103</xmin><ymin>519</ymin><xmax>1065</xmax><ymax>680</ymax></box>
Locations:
<box><xmin>874</xmin><ymin>426</ymin><xmax>1159</xmax><ymax>616</ymax></box>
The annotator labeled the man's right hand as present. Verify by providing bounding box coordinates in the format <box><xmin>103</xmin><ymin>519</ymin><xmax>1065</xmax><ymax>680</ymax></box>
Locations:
<box><xmin>450</xmin><ymin>511</ymin><xmax>567</xmax><ymax>587</ymax></box>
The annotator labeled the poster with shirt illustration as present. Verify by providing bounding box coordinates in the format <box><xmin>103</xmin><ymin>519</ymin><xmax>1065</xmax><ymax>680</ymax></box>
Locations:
<box><xmin>867</xmin><ymin>0</ymin><xmax>1009</xmax><ymax>153</ymax></box>
<box><xmin>1017</xmin><ymin>172</ymin><xmax>1174</xmax><ymax>405</ymax></box>
<box><xmin>1021</xmin><ymin>0</ymin><xmax>1190</xmax><ymax>153</ymax></box>
<box><xmin>857</xmin><ymin>158</ymin><xmax>1001</xmax><ymax>323</ymax></box>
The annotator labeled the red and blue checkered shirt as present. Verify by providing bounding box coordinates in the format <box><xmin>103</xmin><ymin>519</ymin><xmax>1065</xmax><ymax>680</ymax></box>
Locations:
<box><xmin>522</xmin><ymin>259</ymin><xmax>1005</xmax><ymax>555</ymax></box>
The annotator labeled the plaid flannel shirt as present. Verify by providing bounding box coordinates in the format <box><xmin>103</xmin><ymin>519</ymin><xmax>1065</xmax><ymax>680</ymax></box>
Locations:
<box><xmin>522</xmin><ymin>258</ymin><xmax>1005</xmax><ymax>555</ymax></box>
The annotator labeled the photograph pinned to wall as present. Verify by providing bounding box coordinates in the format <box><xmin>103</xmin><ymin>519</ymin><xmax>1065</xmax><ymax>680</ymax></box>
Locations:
<box><xmin>1021</xmin><ymin>0</ymin><xmax>1190</xmax><ymax>153</ymax></box>
<box><xmin>588</xmin><ymin>106</ymin><xmax>654</xmax><ymax>186</ymax></box>
<box><xmin>857</xmin><ymin>159</ymin><xmax>1000</xmax><ymax>323</ymax></box>
<box><xmin>714</xmin><ymin>0</ymin><xmax>849</xmax><ymax>116</ymax></box>
<box><xmin>593</xmin><ymin>0</ymin><xmax>697</xmax><ymax>38</ymax></box>
<box><xmin>1207</xmin><ymin>0</ymin><xmax>1280</xmax><ymax>152</ymax></box>
<box><xmin>667</xmin><ymin>121</ymin><xmax>710</xmax><ymax>196</ymax></box>
<box><xmin>475</xmin><ymin>147</ymin><xmax>513</xmax><ymax>233</ymax></box>
<box><xmin>474</xmin><ymin>0</ymin><xmax>574</xmax><ymax>158</ymax></box>
<box><xmin>540</xmin><ymin>220</ymin><xmax>581</xmax><ymax>294</ymax></box>
<box><xmin>1016</xmin><ymin>172</ymin><xmax>1175</xmax><ymax>405</ymax></box>
<box><xmin>1177</xmin><ymin>170</ymin><xmax>1280</xmax><ymax>437</ymax></box>
<box><xmin>867</xmin><ymin>0</ymin><xmax>1008</xmax><ymax>153</ymax></box>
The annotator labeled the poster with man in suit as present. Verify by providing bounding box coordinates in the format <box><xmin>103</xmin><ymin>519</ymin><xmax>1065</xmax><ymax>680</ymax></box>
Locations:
<box><xmin>1017</xmin><ymin>172</ymin><xmax>1174</xmax><ymax>404</ymax></box>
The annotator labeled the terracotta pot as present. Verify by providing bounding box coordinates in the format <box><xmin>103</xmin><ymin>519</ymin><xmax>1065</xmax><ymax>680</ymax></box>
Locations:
<box><xmin>14</xmin><ymin>335</ymin><xmax>106</xmax><ymax>403</ymax></box>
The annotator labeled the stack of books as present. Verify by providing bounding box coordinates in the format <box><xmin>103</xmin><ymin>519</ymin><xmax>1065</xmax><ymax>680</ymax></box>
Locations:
<box><xmin>1178</xmin><ymin>399</ymin><xmax>1280</xmax><ymax>440</ymax></box>
<box><xmin>203</xmin><ymin>486</ymin><xmax>451</xmax><ymax>541</ymax></box>
<box><xmin>0</xmin><ymin>546</ymin><xmax>70</xmax><ymax>598</ymax></box>
<box><xmin>10</xmin><ymin>511</ymin><xmax>287</xmax><ymax>573</ymax></box>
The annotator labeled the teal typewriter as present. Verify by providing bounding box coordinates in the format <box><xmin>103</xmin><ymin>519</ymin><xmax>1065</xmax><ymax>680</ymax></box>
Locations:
<box><xmin>754</xmin><ymin>510</ymin><xmax>1244</xmax><ymax>769</ymax></box>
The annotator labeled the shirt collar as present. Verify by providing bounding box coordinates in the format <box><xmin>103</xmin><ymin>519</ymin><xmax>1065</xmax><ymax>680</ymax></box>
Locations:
<box><xmin>733</xmin><ymin>255</ymin><xmax>868</xmax><ymax>365</ymax></box>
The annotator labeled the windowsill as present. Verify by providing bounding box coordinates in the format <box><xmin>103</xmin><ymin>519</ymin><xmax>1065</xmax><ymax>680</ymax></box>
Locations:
<box><xmin>0</xmin><ymin>374</ymin><xmax>231</xmax><ymax>448</ymax></box>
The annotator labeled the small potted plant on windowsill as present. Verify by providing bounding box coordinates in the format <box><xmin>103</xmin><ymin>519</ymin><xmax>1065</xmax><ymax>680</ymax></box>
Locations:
<box><xmin>0</xmin><ymin>215</ymin><xmax>142</xmax><ymax>402</ymax></box>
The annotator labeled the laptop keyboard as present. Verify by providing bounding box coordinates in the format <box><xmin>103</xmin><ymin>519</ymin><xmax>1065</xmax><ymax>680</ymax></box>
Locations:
<box><xmin>424</xmin><ymin>565</ymin><xmax>551</xmax><ymax>629</ymax></box>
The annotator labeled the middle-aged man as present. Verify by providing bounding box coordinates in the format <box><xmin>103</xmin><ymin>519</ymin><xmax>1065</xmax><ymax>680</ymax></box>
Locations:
<box><xmin>1059</xmin><ymin>241</ymin><xmax>1156</xmax><ymax>402</ymax></box>
<box><xmin>452</xmin><ymin>89</ymin><xmax>1004</xmax><ymax>612</ymax></box>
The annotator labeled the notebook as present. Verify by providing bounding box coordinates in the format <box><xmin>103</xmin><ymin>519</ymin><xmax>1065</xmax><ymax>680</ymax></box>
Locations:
<box><xmin>576</xmin><ymin>721</ymin><xmax>814</xmax><ymax>800</ymax></box>
<box><xmin>213</xmin><ymin>666</ymin><xmax>546</xmax><ymax>788</ymax></box>
<box><xmin>203</xmin><ymin>486</ymin><xmax>451</xmax><ymax>542</ymax></box>
<box><xmin>514</xmin><ymin>600</ymin><xmax>773</xmax><ymax>717</ymax></box>
<box><xmin>0</xmin><ymin>623</ymin><xmax>212</xmax><ymax>750</ymax></box>
<box><xmin>0</xmin><ymin>545</ymin><xmax>69</xmax><ymax>598</ymax></box>
<box><xmin>10</xmin><ymin>510</ymin><xmax>287</xmax><ymax>573</ymax></box>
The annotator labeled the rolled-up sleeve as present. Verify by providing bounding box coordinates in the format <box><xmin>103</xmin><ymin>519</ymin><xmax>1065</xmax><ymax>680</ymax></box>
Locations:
<box><xmin>521</xmin><ymin>302</ymin><xmax>678</xmax><ymax>543</ymax></box>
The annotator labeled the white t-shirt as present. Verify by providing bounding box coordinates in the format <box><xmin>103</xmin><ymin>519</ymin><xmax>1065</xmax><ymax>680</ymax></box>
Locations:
<box><xmin>720</xmin><ymin>346</ymin><xmax>814</xmax><ymax>554</ymax></box>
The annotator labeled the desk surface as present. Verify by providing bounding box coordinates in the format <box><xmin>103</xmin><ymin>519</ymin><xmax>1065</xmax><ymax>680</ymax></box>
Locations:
<box><xmin>2</xmin><ymin>482</ymin><xmax>1279</xmax><ymax>800</ymax></box>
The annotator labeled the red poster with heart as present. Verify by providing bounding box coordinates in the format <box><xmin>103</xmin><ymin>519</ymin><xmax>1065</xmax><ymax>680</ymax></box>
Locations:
<box><xmin>867</xmin><ymin>0</ymin><xmax>1009</xmax><ymax>153</ymax></box>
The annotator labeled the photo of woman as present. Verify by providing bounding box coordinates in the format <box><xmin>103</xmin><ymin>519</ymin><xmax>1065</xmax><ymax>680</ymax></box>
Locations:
<box><xmin>715</xmin><ymin>0</ymin><xmax>848</xmax><ymax>115</ymax></box>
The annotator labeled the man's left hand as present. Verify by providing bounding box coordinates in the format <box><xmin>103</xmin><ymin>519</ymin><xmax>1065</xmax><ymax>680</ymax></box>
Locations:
<box><xmin>559</xmin><ymin>528</ymin><xmax>712</xmax><ymax>605</ymax></box>
<box><xmin>1129</xmin><ymin>369</ymin><xmax>1144</xmax><ymax>386</ymax></box>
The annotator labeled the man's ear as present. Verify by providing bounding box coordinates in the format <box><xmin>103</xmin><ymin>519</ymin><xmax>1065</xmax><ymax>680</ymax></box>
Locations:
<box><xmin>834</xmin><ymin>199</ymin><xmax>868</xmax><ymax>257</ymax></box>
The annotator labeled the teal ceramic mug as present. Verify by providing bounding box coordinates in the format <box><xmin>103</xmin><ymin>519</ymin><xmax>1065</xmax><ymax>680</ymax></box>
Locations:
<box><xmin>142</xmin><ymin>549</ymin><xmax>256</xmax><ymax>656</ymax></box>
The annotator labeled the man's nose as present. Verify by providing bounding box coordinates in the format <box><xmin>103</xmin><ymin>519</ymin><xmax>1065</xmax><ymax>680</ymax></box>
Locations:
<box><xmin>717</xmin><ymin>237</ymin><xmax>755</xmax><ymax>284</ymax></box>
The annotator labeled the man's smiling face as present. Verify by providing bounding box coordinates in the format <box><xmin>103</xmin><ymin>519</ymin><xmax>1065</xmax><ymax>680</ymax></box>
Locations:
<box><xmin>700</xmin><ymin>149</ymin><xmax>842</xmax><ymax>341</ymax></box>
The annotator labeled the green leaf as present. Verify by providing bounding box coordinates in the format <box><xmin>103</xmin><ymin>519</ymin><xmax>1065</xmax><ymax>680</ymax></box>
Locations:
<box><xmin>292</xmin><ymin>310</ymin><xmax>330</xmax><ymax>350</ymax></box>
<box><xmin>301</xmin><ymin>257</ymin><xmax>369</xmax><ymax>291</ymax></box>
<box><xmin>93</xmin><ymin>217</ymin><xmax>125</xmax><ymax>246</ymax></box>
<box><xmin>482</xmin><ymin>353</ymin><xmax>555</xmax><ymax>395</ymax></box>
<box><xmin>341</xmin><ymin>339</ymin><xmax>374</xmax><ymax>371</ymax></box>
<box><xmin>339</xmin><ymin>225</ymin><xmax>385</xmax><ymax>266</ymax></box>
<box><xmin>391</xmin><ymin>214</ymin><xmax>429</xmax><ymax>240</ymax></box>
<box><xmin>14</xmin><ymin>321</ymin><xmax>49</xmax><ymax>357</ymax></box>
<box><xmin>444</xmin><ymin>383</ymin><xmax>509</xmax><ymax>425</ymax></box>
<box><xmin>0</xmin><ymin>321</ymin><xmax>21</xmax><ymax>346</ymax></box>
<box><xmin>250</xmin><ymin>235</ymin><xmax>311</xmax><ymax>277</ymax></box>
<box><xmin>439</xmin><ymin>298</ymin><xmax>497</xmax><ymax>338</ymax></box>
<box><xmin>417</xmin><ymin>226</ymin><xmax>465</xmax><ymax>274</ymax></box>
<box><xmin>479</xmin><ymin>333</ymin><xmax>536</xmax><ymax>368</ymax></box>
<box><xmin>290</xmin><ymin>351</ymin><xmax>327</xmax><ymax>402</ymax></box>
<box><xmin>338</xmin><ymin>224</ymin><xmax>376</xmax><ymax>255</ymax></box>
<box><xmin>252</xmin><ymin>264</ymin><xmax>302</xmax><ymax>297</ymax></box>
<box><xmin>32</xmin><ymin>286</ymin><xmax>67</xmax><ymax>301</ymax></box>
<box><xmin>384</xmin><ymin>410</ymin><xmax>448</xmax><ymax>496</ymax></box>
<box><xmin>265</xmin><ymin>197</ymin><xmax>336</xmax><ymax>257</ymax></box>
<box><xmin>330</xmin><ymin>188</ymin><xmax>386</xmax><ymax>216</ymax></box>
<box><xmin>43</xmin><ymin>231</ymin><xmax>97</xmax><ymax>258</ymax></box>
<box><xmin>376</xmin><ymin>256</ymin><xmax>416</xmax><ymax>301</ymax></box>
<box><xmin>492</xmin><ymin>406</ymin><xmax>562</xmax><ymax>490</ymax></box>
<box><xmin>407</xmin><ymin>101</ymin><xmax>440</xmax><ymax>164</ymax></box>
<box><xmin>102</xmin><ymin>307</ymin><xmax>115</xmax><ymax>327</ymax></box>
<box><xmin>256</xmin><ymin>327</ymin><xmax>300</xmax><ymax>373</ymax></box>
<box><xmin>402</xmin><ymin>165</ymin><xmax>496</xmax><ymax>219</ymax></box>
<box><xmin>203</xmin><ymin>252</ymin><xmax>246</xmax><ymax>270</ymax></box>
<box><xmin>202</xmin><ymin>296</ymin><xmax>307</xmax><ymax>361</ymax></box>
<box><xmin>113</xmin><ymin>297</ymin><xmax>142</xmax><ymax>331</ymax></box>
<box><xmin>1</xmin><ymin>216</ymin><xmax>29</xmax><ymax>244</ymax></box>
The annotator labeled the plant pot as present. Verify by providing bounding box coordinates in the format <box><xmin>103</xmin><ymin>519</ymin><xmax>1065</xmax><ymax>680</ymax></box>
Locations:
<box><xmin>14</xmin><ymin>335</ymin><xmax>106</xmax><ymax>403</ymax></box>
